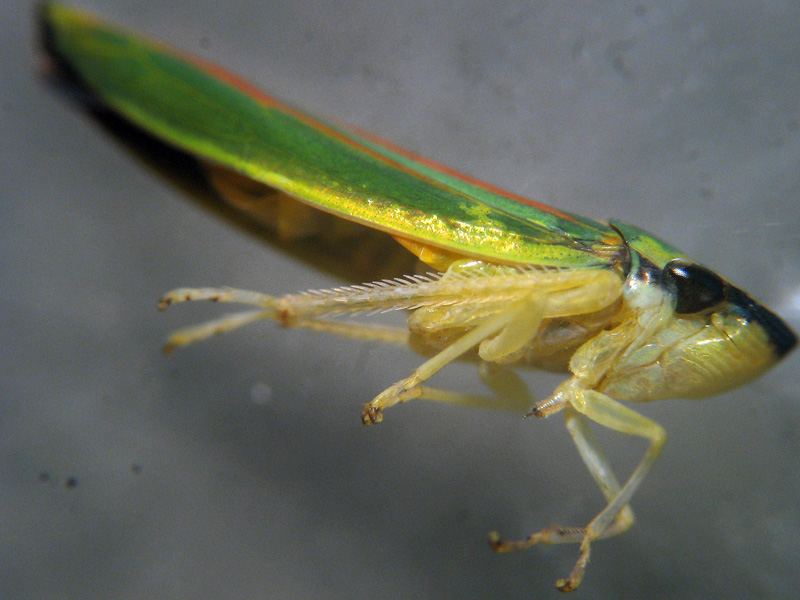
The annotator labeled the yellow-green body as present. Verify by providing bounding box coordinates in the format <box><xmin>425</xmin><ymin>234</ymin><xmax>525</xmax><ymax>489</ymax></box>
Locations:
<box><xmin>41</xmin><ymin>3</ymin><xmax>796</xmax><ymax>592</ymax></box>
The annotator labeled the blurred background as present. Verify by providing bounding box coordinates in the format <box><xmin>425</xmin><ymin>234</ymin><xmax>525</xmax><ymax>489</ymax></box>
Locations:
<box><xmin>2</xmin><ymin>1</ymin><xmax>799</xmax><ymax>598</ymax></box>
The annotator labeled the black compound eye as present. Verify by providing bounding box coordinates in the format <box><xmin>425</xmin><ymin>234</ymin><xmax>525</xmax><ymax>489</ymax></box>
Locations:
<box><xmin>662</xmin><ymin>259</ymin><xmax>728</xmax><ymax>315</ymax></box>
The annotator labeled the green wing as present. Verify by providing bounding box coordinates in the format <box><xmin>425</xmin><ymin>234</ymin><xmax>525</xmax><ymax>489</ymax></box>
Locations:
<box><xmin>41</xmin><ymin>2</ymin><xmax>626</xmax><ymax>268</ymax></box>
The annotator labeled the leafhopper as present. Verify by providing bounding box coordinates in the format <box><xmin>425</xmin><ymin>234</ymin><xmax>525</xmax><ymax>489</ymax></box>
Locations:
<box><xmin>41</xmin><ymin>3</ymin><xmax>797</xmax><ymax>591</ymax></box>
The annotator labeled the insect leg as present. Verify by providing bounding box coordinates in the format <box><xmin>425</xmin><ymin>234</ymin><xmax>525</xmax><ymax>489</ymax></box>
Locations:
<box><xmin>477</xmin><ymin>297</ymin><xmax>544</xmax><ymax>361</ymax></box>
<box><xmin>164</xmin><ymin>309</ymin><xmax>274</xmax><ymax>350</ymax></box>
<box><xmin>367</xmin><ymin>385</ymin><xmax>497</xmax><ymax>410</ymax></box>
<box><xmin>159</xmin><ymin>287</ymin><xmax>279</xmax><ymax>348</ymax></box>
<box><xmin>562</xmin><ymin>407</ymin><xmax>634</xmax><ymax>535</ymax></box>
<box><xmin>160</xmin><ymin>286</ymin><xmax>278</xmax><ymax>308</ymax></box>
<box><xmin>160</xmin><ymin>286</ymin><xmax>412</xmax><ymax>347</ymax></box>
<box><xmin>490</xmin><ymin>386</ymin><xmax>663</xmax><ymax>592</ymax></box>
<box><xmin>361</xmin><ymin>292</ymin><xmax>542</xmax><ymax>424</ymax></box>
<box><xmin>353</xmin><ymin>362</ymin><xmax>537</xmax><ymax>416</ymax></box>
<box><xmin>558</xmin><ymin>387</ymin><xmax>666</xmax><ymax>591</ymax></box>
<box><xmin>489</xmin><ymin>405</ymin><xmax>634</xmax><ymax>547</ymax></box>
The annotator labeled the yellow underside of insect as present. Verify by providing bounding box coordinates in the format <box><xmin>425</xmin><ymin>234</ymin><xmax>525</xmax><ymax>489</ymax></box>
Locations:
<box><xmin>158</xmin><ymin>170</ymin><xmax>779</xmax><ymax>592</ymax></box>
<box><xmin>158</xmin><ymin>258</ymin><xmax>652</xmax><ymax>592</ymax></box>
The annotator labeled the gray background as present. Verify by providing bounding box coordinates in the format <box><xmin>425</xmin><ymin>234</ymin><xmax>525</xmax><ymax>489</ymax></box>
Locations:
<box><xmin>3</xmin><ymin>1</ymin><xmax>800</xmax><ymax>598</ymax></box>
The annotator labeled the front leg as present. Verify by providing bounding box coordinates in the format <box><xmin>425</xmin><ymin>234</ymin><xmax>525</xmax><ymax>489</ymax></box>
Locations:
<box><xmin>361</xmin><ymin>292</ymin><xmax>543</xmax><ymax>424</ymax></box>
<box><xmin>492</xmin><ymin>381</ymin><xmax>665</xmax><ymax>592</ymax></box>
<box><xmin>558</xmin><ymin>389</ymin><xmax>665</xmax><ymax>590</ymax></box>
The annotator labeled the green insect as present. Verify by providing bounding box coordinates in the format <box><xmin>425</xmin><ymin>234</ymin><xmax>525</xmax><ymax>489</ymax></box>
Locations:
<box><xmin>41</xmin><ymin>2</ymin><xmax>796</xmax><ymax>592</ymax></box>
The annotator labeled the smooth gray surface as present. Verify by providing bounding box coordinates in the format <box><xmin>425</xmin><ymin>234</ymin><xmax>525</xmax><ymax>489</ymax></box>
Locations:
<box><xmin>3</xmin><ymin>1</ymin><xmax>799</xmax><ymax>598</ymax></box>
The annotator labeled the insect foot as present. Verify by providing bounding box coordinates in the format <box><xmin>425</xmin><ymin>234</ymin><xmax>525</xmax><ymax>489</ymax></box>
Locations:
<box><xmin>361</xmin><ymin>380</ymin><xmax>418</xmax><ymax>425</ymax></box>
<box><xmin>489</xmin><ymin>525</ymin><xmax>590</xmax><ymax>592</ymax></box>
<box><xmin>361</xmin><ymin>405</ymin><xmax>383</xmax><ymax>425</ymax></box>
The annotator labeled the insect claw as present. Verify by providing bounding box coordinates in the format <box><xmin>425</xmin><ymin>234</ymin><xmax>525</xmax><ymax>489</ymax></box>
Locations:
<box><xmin>487</xmin><ymin>531</ymin><xmax>506</xmax><ymax>552</ymax></box>
<box><xmin>361</xmin><ymin>405</ymin><xmax>383</xmax><ymax>425</ymax></box>
<box><xmin>556</xmin><ymin>577</ymin><xmax>578</xmax><ymax>593</ymax></box>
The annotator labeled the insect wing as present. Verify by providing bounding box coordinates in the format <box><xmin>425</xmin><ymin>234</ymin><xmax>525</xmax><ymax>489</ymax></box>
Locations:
<box><xmin>41</xmin><ymin>2</ymin><xmax>625</xmax><ymax>269</ymax></box>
